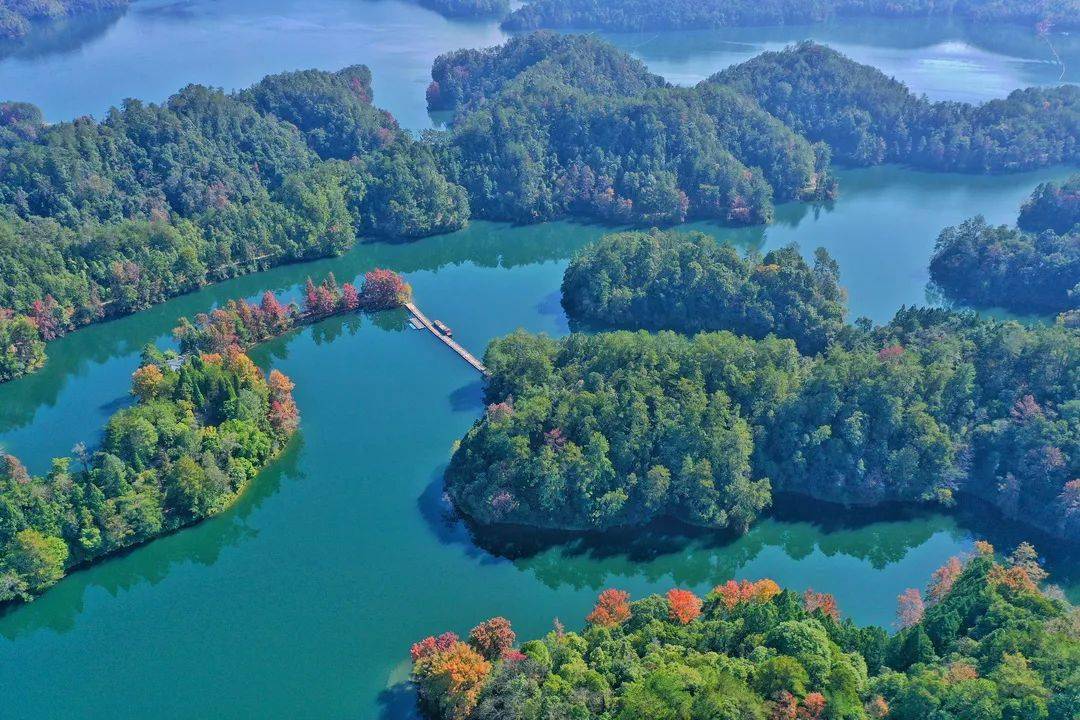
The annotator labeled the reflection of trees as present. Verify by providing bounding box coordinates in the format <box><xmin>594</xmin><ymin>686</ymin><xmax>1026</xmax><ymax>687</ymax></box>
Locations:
<box><xmin>418</xmin><ymin>473</ymin><xmax>961</xmax><ymax>593</ymax></box>
<box><xmin>0</xmin><ymin>7</ymin><xmax>127</xmax><ymax>62</ymax></box>
<box><xmin>0</xmin><ymin>437</ymin><xmax>304</xmax><ymax>640</ymax></box>
<box><xmin>0</xmin><ymin>221</ymin><xmax>599</xmax><ymax>433</ymax></box>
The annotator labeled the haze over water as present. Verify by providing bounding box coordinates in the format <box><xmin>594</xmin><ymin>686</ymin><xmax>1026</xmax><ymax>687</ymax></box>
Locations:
<box><xmin>0</xmin><ymin>3</ymin><xmax>1077</xmax><ymax>719</ymax></box>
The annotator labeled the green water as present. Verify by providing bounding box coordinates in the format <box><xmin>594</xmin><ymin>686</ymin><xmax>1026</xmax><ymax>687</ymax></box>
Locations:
<box><xmin>1</xmin><ymin>166</ymin><xmax>1077</xmax><ymax>719</ymax></box>
<box><xmin>0</xmin><ymin>0</ymin><xmax>1075</xmax><ymax>125</ymax></box>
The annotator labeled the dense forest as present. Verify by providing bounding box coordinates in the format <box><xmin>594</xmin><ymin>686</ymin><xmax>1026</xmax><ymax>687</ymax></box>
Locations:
<box><xmin>501</xmin><ymin>0</ymin><xmax>1080</xmax><ymax>32</ymax></box>
<box><xmin>445</xmin><ymin>309</ymin><xmax>1079</xmax><ymax>539</ymax></box>
<box><xmin>0</xmin><ymin>347</ymin><xmax>298</xmax><ymax>603</ymax></box>
<box><xmin>929</xmin><ymin>218</ymin><xmax>1078</xmax><ymax>314</ymax></box>
<box><xmin>0</xmin><ymin>0</ymin><xmax>128</xmax><ymax>40</ymax></box>
<box><xmin>415</xmin><ymin>0</ymin><xmax>509</xmax><ymax>18</ymax></box>
<box><xmin>930</xmin><ymin>175</ymin><xmax>1078</xmax><ymax>314</ymax></box>
<box><xmin>561</xmin><ymin>230</ymin><xmax>848</xmax><ymax>354</ymax></box>
<box><xmin>713</xmin><ymin>42</ymin><xmax>1079</xmax><ymax>172</ymax></box>
<box><xmin>412</xmin><ymin>545</ymin><xmax>1079</xmax><ymax>720</ymax></box>
<box><xmin>433</xmin><ymin>33</ymin><xmax>834</xmax><ymax>226</ymax></box>
<box><xmin>0</xmin><ymin>66</ymin><xmax>465</xmax><ymax>383</ymax></box>
<box><xmin>1018</xmin><ymin>174</ymin><xmax>1080</xmax><ymax>234</ymax></box>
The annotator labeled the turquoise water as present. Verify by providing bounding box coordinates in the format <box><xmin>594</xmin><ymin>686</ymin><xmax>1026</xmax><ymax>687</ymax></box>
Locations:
<box><xmin>0</xmin><ymin>4</ymin><xmax>1077</xmax><ymax>717</ymax></box>
<box><xmin>0</xmin><ymin>166</ymin><xmax>1076</xmax><ymax>719</ymax></box>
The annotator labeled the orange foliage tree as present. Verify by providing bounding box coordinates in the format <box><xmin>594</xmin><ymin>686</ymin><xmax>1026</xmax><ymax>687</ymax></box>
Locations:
<box><xmin>803</xmin><ymin>589</ymin><xmax>839</xmax><ymax>621</ymax></box>
<box><xmin>667</xmin><ymin>588</ymin><xmax>702</xmax><ymax>625</ymax></box>
<box><xmin>927</xmin><ymin>556</ymin><xmax>964</xmax><ymax>605</ymax></box>
<box><xmin>131</xmin><ymin>364</ymin><xmax>165</xmax><ymax>401</ymax></box>
<box><xmin>468</xmin><ymin>617</ymin><xmax>515</xmax><ymax>660</ymax></box>
<box><xmin>412</xmin><ymin>636</ymin><xmax>492</xmax><ymax>720</ymax></box>
<box><xmin>586</xmin><ymin>589</ymin><xmax>632</xmax><ymax>627</ymax></box>
<box><xmin>267</xmin><ymin>369</ymin><xmax>300</xmax><ymax>436</ymax></box>
<box><xmin>361</xmin><ymin>268</ymin><xmax>412</xmax><ymax>310</ymax></box>
<box><xmin>712</xmin><ymin>578</ymin><xmax>781</xmax><ymax>610</ymax></box>
<box><xmin>896</xmin><ymin>588</ymin><xmax>925</xmax><ymax>629</ymax></box>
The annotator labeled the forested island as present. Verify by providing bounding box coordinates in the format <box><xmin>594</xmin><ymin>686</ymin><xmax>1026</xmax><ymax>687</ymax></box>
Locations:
<box><xmin>561</xmin><ymin>230</ymin><xmax>847</xmax><ymax>354</ymax></box>
<box><xmin>412</xmin><ymin>545</ymin><xmax>1079</xmax><ymax>720</ymax></box>
<box><xmin>0</xmin><ymin>0</ymin><xmax>128</xmax><ymax>40</ymax></box>
<box><xmin>447</xmin><ymin>233</ymin><xmax>1079</xmax><ymax>540</ymax></box>
<box><xmin>930</xmin><ymin>177</ymin><xmax>1078</xmax><ymax>314</ymax></box>
<box><xmin>0</xmin><ymin>348</ymin><xmax>298</xmax><ymax>602</ymax></box>
<box><xmin>501</xmin><ymin>0</ymin><xmax>1080</xmax><ymax>32</ymax></box>
<box><xmin>713</xmin><ymin>42</ymin><xmax>1079</xmax><ymax>172</ymax></box>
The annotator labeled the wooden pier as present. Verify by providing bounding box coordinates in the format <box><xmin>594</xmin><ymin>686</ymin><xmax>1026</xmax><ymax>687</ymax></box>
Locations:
<box><xmin>405</xmin><ymin>302</ymin><xmax>490</xmax><ymax>377</ymax></box>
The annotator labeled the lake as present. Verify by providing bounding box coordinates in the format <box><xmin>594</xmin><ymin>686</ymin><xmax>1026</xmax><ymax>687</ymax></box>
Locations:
<box><xmin>0</xmin><ymin>166</ymin><xmax>1077</xmax><ymax>719</ymax></box>
<box><xmin>0</xmin><ymin>0</ymin><xmax>1076</xmax><ymax>126</ymax></box>
<box><xmin>0</xmin><ymin>3</ymin><xmax>1077</xmax><ymax>719</ymax></box>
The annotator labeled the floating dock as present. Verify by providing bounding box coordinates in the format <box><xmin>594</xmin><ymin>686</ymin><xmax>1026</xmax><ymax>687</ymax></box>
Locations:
<box><xmin>405</xmin><ymin>302</ymin><xmax>490</xmax><ymax>377</ymax></box>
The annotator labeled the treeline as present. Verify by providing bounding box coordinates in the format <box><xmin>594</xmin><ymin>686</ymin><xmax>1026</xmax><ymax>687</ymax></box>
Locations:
<box><xmin>713</xmin><ymin>42</ymin><xmax>1079</xmax><ymax>172</ymax></box>
<box><xmin>0</xmin><ymin>347</ymin><xmax>298</xmax><ymax>603</ymax></box>
<box><xmin>501</xmin><ymin>0</ymin><xmax>1080</xmax><ymax>32</ymax></box>
<box><xmin>173</xmin><ymin>269</ymin><xmax>413</xmax><ymax>354</ymax></box>
<box><xmin>930</xmin><ymin>175</ymin><xmax>1079</xmax><ymax>314</ymax></box>
<box><xmin>415</xmin><ymin>0</ymin><xmax>508</xmax><ymax>18</ymax></box>
<box><xmin>561</xmin><ymin>230</ymin><xmax>848</xmax><ymax>354</ymax></box>
<box><xmin>433</xmin><ymin>33</ymin><xmax>834</xmax><ymax>226</ymax></box>
<box><xmin>0</xmin><ymin>0</ymin><xmax>128</xmax><ymax>40</ymax></box>
<box><xmin>412</xmin><ymin>544</ymin><xmax>1079</xmax><ymax>720</ymax></box>
<box><xmin>446</xmin><ymin>309</ymin><xmax>1079</xmax><ymax>539</ymax></box>
<box><xmin>0</xmin><ymin>66</ymin><xmax>466</xmax><ymax>383</ymax></box>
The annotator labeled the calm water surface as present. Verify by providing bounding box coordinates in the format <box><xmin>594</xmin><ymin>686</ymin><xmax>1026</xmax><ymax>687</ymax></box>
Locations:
<box><xmin>0</xmin><ymin>0</ymin><xmax>1075</xmax><ymax>125</ymax></box>
<box><xmin>0</xmin><ymin>166</ymin><xmax>1077</xmax><ymax>719</ymax></box>
<box><xmin>1</xmin><ymin>4</ymin><xmax>1078</xmax><ymax>718</ymax></box>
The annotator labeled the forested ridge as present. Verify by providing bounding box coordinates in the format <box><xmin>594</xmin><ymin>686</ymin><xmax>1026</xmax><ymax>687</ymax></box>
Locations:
<box><xmin>412</xmin><ymin>545</ymin><xmax>1079</xmax><ymax>720</ymax></box>
<box><xmin>0</xmin><ymin>347</ymin><xmax>299</xmax><ymax>603</ymax></box>
<box><xmin>446</xmin><ymin>300</ymin><xmax>1079</xmax><ymax>539</ymax></box>
<box><xmin>432</xmin><ymin>33</ymin><xmax>835</xmax><ymax>227</ymax></box>
<box><xmin>930</xmin><ymin>176</ymin><xmax>1079</xmax><ymax>314</ymax></box>
<box><xmin>0</xmin><ymin>0</ymin><xmax>128</xmax><ymax>40</ymax></box>
<box><xmin>712</xmin><ymin>42</ymin><xmax>1075</xmax><ymax>171</ymax></box>
<box><xmin>502</xmin><ymin>0</ymin><xmax>1080</xmax><ymax>32</ymax></box>
<box><xmin>713</xmin><ymin>42</ymin><xmax>1079</xmax><ymax>172</ymax></box>
<box><xmin>415</xmin><ymin>0</ymin><xmax>509</xmax><ymax>18</ymax></box>
<box><xmin>0</xmin><ymin>65</ymin><xmax>466</xmax><ymax>383</ymax></box>
<box><xmin>561</xmin><ymin>230</ymin><xmax>848</xmax><ymax>354</ymax></box>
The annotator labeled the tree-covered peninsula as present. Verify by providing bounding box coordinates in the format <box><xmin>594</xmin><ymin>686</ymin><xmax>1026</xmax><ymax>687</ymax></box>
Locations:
<box><xmin>431</xmin><ymin>33</ymin><xmax>834</xmax><ymax>227</ymax></box>
<box><xmin>561</xmin><ymin>230</ymin><xmax>848</xmax><ymax>354</ymax></box>
<box><xmin>1018</xmin><ymin>174</ymin><xmax>1080</xmax><ymax>235</ymax></box>
<box><xmin>0</xmin><ymin>65</ymin><xmax>466</xmax><ymax>383</ymax></box>
<box><xmin>415</xmin><ymin>0</ymin><xmax>509</xmax><ymax>19</ymax></box>
<box><xmin>0</xmin><ymin>0</ymin><xmax>128</xmax><ymax>40</ymax></box>
<box><xmin>930</xmin><ymin>175</ymin><xmax>1079</xmax><ymax>314</ymax></box>
<box><xmin>412</xmin><ymin>545</ymin><xmax>1079</xmax><ymax>720</ymax></box>
<box><xmin>713</xmin><ymin>42</ymin><xmax>1079</xmax><ymax>172</ymax></box>
<box><xmin>0</xmin><ymin>347</ymin><xmax>298</xmax><ymax>603</ymax></box>
<box><xmin>502</xmin><ymin>0</ymin><xmax>1080</xmax><ymax>32</ymax></box>
<box><xmin>445</xmin><ymin>309</ymin><xmax>1079</xmax><ymax>540</ymax></box>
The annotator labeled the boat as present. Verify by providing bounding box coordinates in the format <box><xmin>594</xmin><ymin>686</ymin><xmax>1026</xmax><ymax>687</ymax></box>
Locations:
<box><xmin>433</xmin><ymin>320</ymin><xmax>453</xmax><ymax>337</ymax></box>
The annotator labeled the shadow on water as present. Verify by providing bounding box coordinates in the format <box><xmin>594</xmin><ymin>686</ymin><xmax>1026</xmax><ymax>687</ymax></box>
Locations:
<box><xmin>0</xmin><ymin>435</ymin><xmax>305</xmax><ymax>639</ymax></box>
<box><xmin>0</xmin><ymin>8</ymin><xmax>127</xmax><ymax>63</ymax></box>
<box><xmin>448</xmin><ymin>380</ymin><xmax>485</xmax><ymax>413</ymax></box>
<box><xmin>418</xmin><ymin>471</ymin><xmax>1080</xmax><ymax>596</ymax></box>
<box><xmin>378</xmin><ymin>682</ymin><xmax>422</xmax><ymax>720</ymax></box>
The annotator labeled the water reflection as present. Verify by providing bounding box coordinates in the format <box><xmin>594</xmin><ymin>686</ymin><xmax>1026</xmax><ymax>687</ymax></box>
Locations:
<box><xmin>0</xmin><ymin>437</ymin><xmax>304</xmax><ymax>639</ymax></box>
<box><xmin>421</xmin><ymin>473</ymin><xmax>1080</xmax><ymax>602</ymax></box>
<box><xmin>0</xmin><ymin>7</ymin><xmax>127</xmax><ymax>62</ymax></box>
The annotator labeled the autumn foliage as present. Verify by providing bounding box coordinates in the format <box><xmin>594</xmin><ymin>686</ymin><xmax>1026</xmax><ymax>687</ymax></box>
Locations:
<box><xmin>803</xmin><ymin>589</ymin><xmax>839</xmax><ymax>621</ymax></box>
<box><xmin>131</xmin><ymin>364</ymin><xmax>165</xmax><ymax>401</ymax></box>
<box><xmin>712</xmin><ymin>578</ymin><xmax>781</xmax><ymax>610</ymax></box>
<box><xmin>468</xmin><ymin>617</ymin><xmax>515</xmax><ymax>660</ymax></box>
<box><xmin>361</xmin><ymin>268</ymin><xmax>412</xmax><ymax>310</ymax></box>
<box><xmin>586</xmin><ymin>589</ymin><xmax>632</xmax><ymax>627</ymax></box>
<box><xmin>412</xmin><ymin>638</ymin><xmax>492</xmax><ymax>720</ymax></box>
<box><xmin>666</xmin><ymin>588</ymin><xmax>702</xmax><ymax>624</ymax></box>
<box><xmin>896</xmin><ymin>588</ymin><xmax>925</xmax><ymax>629</ymax></box>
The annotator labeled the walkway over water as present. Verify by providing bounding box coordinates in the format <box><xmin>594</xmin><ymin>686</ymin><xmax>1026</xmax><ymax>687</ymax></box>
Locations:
<box><xmin>405</xmin><ymin>302</ymin><xmax>490</xmax><ymax>377</ymax></box>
